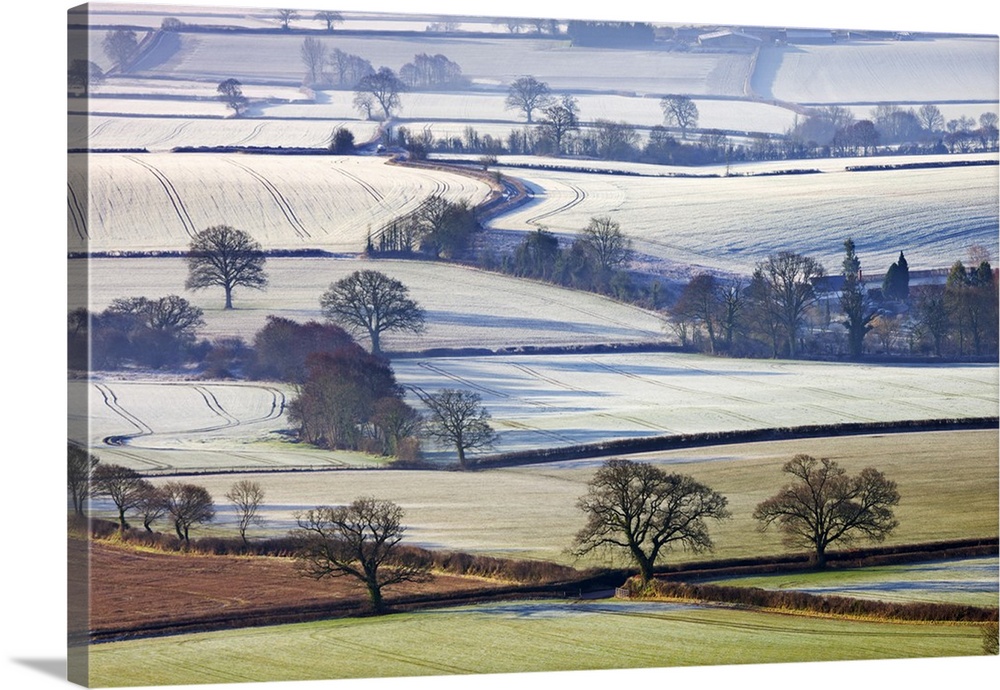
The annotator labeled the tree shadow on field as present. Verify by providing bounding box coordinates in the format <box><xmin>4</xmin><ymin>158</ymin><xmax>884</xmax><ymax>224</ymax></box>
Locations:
<box><xmin>11</xmin><ymin>657</ymin><xmax>65</xmax><ymax>680</ymax></box>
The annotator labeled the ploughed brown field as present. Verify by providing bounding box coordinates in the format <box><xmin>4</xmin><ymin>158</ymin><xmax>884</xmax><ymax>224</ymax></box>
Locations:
<box><xmin>79</xmin><ymin>539</ymin><xmax>525</xmax><ymax>638</ymax></box>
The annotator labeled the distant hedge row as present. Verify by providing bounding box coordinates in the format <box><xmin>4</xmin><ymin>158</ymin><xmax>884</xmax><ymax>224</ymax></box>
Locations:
<box><xmin>638</xmin><ymin>578</ymin><xmax>999</xmax><ymax>623</ymax></box>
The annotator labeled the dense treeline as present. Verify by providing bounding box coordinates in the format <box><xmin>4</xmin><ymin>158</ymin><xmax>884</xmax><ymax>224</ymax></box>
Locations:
<box><xmin>566</xmin><ymin>20</ymin><xmax>655</xmax><ymax>47</ymax></box>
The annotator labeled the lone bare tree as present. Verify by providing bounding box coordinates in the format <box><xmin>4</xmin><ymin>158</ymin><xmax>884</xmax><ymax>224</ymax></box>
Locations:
<box><xmin>314</xmin><ymin>10</ymin><xmax>343</xmax><ymax>31</ymax></box>
<box><xmin>226</xmin><ymin>480</ymin><xmax>265</xmax><ymax>546</ymax></box>
<box><xmin>163</xmin><ymin>482</ymin><xmax>216</xmax><ymax>545</ymax></box>
<box><xmin>186</xmin><ymin>225</ymin><xmax>268</xmax><ymax>309</ymax></box>
<box><xmin>92</xmin><ymin>463</ymin><xmax>149</xmax><ymax>530</ymax></box>
<box><xmin>414</xmin><ymin>388</ymin><xmax>498</xmax><ymax>468</ymax></box>
<box><xmin>578</xmin><ymin>216</ymin><xmax>632</xmax><ymax>275</ymax></box>
<box><xmin>660</xmin><ymin>94</ymin><xmax>699</xmax><ymax>139</ymax></box>
<box><xmin>355</xmin><ymin>67</ymin><xmax>406</xmax><ymax>119</ymax></box>
<box><xmin>68</xmin><ymin>443</ymin><xmax>99</xmax><ymax>517</ymax></box>
<box><xmin>320</xmin><ymin>270</ymin><xmax>425</xmax><ymax>357</ymax></box>
<box><xmin>504</xmin><ymin>75</ymin><xmax>552</xmax><ymax>123</ymax></box>
<box><xmin>300</xmin><ymin>37</ymin><xmax>327</xmax><ymax>84</ymax></box>
<box><xmin>573</xmin><ymin>459</ymin><xmax>730</xmax><ymax>583</ymax></box>
<box><xmin>217</xmin><ymin>78</ymin><xmax>248</xmax><ymax>116</ymax></box>
<box><xmin>276</xmin><ymin>9</ymin><xmax>299</xmax><ymax>30</ymax></box>
<box><xmin>68</xmin><ymin>59</ymin><xmax>104</xmax><ymax>94</ymax></box>
<box><xmin>753</xmin><ymin>455</ymin><xmax>900</xmax><ymax>568</ymax></box>
<box><xmin>292</xmin><ymin>497</ymin><xmax>432</xmax><ymax>612</ymax></box>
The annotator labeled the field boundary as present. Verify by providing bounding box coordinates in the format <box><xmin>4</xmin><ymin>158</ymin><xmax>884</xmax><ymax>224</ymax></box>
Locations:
<box><xmin>472</xmin><ymin>416</ymin><xmax>1000</xmax><ymax>469</ymax></box>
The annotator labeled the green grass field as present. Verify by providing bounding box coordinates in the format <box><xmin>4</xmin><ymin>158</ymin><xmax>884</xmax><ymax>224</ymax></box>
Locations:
<box><xmin>86</xmin><ymin>599</ymin><xmax>988</xmax><ymax>687</ymax></box>
<box><xmin>182</xmin><ymin>429</ymin><xmax>998</xmax><ymax>566</ymax></box>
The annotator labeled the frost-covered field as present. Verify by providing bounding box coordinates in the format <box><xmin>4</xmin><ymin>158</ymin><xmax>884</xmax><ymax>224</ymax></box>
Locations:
<box><xmin>68</xmin><ymin>115</ymin><xmax>379</xmax><ymax>151</ymax></box>
<box><xmin>493</xmin><ymin>156</ymin><xmax>999</xmax><ymax>273</ymax></box>
<box><xmin>393</xmin><ymin>352</ymin><xmax>998</xmax><ymax>454</ymax></box>
<box><xmin>756</xmin><ymin>38</ymin><xmax>999</xmax><ymax>104</ymax></box>
<box><xmin>68</xmin><ymin>154</ymin><xmax>491</xmax><ymax>253</ymax></box>
<box><xmin>74</xmin><ymin>256</ymin><xmax>668</xmax><ymax>346</ymax></box>
<box><xmin>76</xmin><ymin>352</ymin><xmax>998</xmax><ymax>473</ymax></box>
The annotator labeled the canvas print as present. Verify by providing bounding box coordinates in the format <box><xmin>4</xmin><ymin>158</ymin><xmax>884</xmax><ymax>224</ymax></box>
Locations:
<box><xmin>67</xmin><ymin>2</ymin><xmax>999</xmax><ymax>687</ymax></box>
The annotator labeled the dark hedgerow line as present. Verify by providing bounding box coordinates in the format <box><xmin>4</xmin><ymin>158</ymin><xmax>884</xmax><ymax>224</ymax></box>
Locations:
<box><xmin>637</xmin><ymin>578</ymin><xmax>999</xmax><ymax>623</ymax></box>
<box><xmin>473</xmin><ymin>416</ymin><xmax>1000</xmax><ymax>469</ymax></box>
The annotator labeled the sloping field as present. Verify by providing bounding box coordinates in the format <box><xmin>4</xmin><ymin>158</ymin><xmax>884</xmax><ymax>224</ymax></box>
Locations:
<box><xmin>125</xmin><ymin>30</ymin><xmax>752</xmax><ymax>95</ymax></box>
<box><xmin>87</xmin><ymin>598</ymin><xmax>984</xmax><ymax>687</ymax></box>
<box><xmin>73</xmin><ymin>256</ymin><xmax>667</xmax><ymax>345</ymax></box>
<box><xmin>68</xmin><ymin>153</ymin><xmax>491</xmax><ymax>253</ymax></box>
<box><xmin>68</xmin><ymin>114</ymin><xmax>378</xmax><ymax>151</ymax></box>
<box><xmin>755</xmin><ymin>37</ymin><xmax>999</xmax><ymax>104</ymax></box>
<box><xmin>168</xmin><ymin>430</ymin><xmax>998</xmax><ymax>564</ymax></box>
<box><xmin>74</xmin><ymin>349</ymin><xmax>998</xmax><ymax>474</ymax></box>
<box><xmin>494</xmin><ymin>156</ymin><xmax>999</xmax><ymax>273</ymax></box>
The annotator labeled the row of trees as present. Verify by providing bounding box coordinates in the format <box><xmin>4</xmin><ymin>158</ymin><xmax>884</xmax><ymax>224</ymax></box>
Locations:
<box><xmin>575</xmin><ymin>454</ymin><xmax>900</xmax><ymax>582</ymax></box>
<box><xmin>489</xmin><ymin>217</ymin><xmax>634</xmax><ymax>296</ymax></box>
<box><xmin>787</xmin><ymin>105</ymin><xmax>999</xmax><ymax>157</ymax></box>
<box><xmin>72</xmin><ymin>442</ymin><xmax>900</xmax><ymax>611</ymax></box>
<box><xmin>670</xmin><ymin>242</ymin><xmax>998</xmax><ymax>360</ymax></box>
<box><xmin>367</xmin><ymin>195</ymin><xmax>481</xmax><ymax>259</ymax></box>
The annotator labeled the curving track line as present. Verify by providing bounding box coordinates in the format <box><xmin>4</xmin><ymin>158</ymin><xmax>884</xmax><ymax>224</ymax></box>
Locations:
<box><xmin>334</xmin><ymin>166</ymin><xmax>385</xmax><ymax>204</ymax></box>
<box><xmin>124</xmin><ymin>156</ymin><xmax>197</xmax><ymax>238</ymax></box>
<box><xmin>94</xmin><ymin>383</ymin><xmax>154</xmax><ymax>445</ymax></box>
<box><xmin>524</xmin><ymin>182</ymin><xmax>586</xmax><ymax>226</ymax></box>
<box><xmin>232</xmin><ymin>121</ymin><xmax>266</xmax><ymax>147</ymax></box>
<box><xmin>67</xmin><ymin>182</ymin><xmax>88</xmax><ymax>241</ymax></box>
<box><xmin>146</xmin><ymin>120</ymin><xmax>192</xmax><ymax>149</ymax></box>
<box><xmin>227</xmin><ymin>159</ymin><xmax>311</xmax><ymax>238</ymax></box>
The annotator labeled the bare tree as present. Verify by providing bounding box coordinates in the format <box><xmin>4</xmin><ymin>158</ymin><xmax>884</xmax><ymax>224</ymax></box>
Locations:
<box><xmin>163</xmin><ymin>482</ymin><xmax>216</xmax><ymax>545</ymax></box>
<box><xmin>226</xmin><ymin>480</ymin><xmax>265</xmax><ymax>546</ymax></box>
<box><xmin>217</xmin><ymin>78</ymin><xmax>248</xmax><ymax>116</ymax></box>
<box><xmin>102</xmin><ymin>28</ymin><xmax>138</xmax><ymax>71</ymax></box>
<box><xmin>578</xmin><ymin>216</ymin><xmax>632</xmax><ymax>275</ymax></box>
<box><xmin>276</xmin><ymin>9</ymin><xmax>299</xmax><ymax>30</ymax></box>
<box><xmin>320</xmin><ymin>270</ymin><xmax>425</xmax><ymax>357</ymax></box>
<box><xmin>92</xmin><ymin>464</ymin><xmax>148</xmax><ymax>530</ymax></box>
<box><xmin>538</xmin><ymin>95</ymin><xmax>579</xmax><ymax>154</ymax></box>
<box><xmin>292</xmin><ymin>497</ymin><xmax>432</xmax><ymax>612</ymax></box>
<box><xmin>135</xmin><ymin>484</ymin><xmax>167</xmax><ymax>533</ymax></box>
<box><xmin>68</xmin><ymin>443</ymin><xmax>99</xmax><ymax>517</ymax></box>
<box><xmin>573</xmin><ymin>459</ymin><xmax>730</xmax><ymax>583</ymax></box>
<box><xmin>753</xmin><ymin>455</ymin><xmax>900</xmax><ymax>568</ymax></box>
<box><xmin>660</xmin><ymin>94</ymin><xmax>699</xmax><ymax>139</ymax></box>
<box><xmin>186</xmin><ymin>225</ymin><xmax>268</xmax><ymax>309</ymax></box>
<box><xmin>753</xmin><ymin>251</ymin><xmax>825</xmax><ymax>358</ymax></box>
<box><xmin>355</xmin><ymin>67</ymin><xmax>406</xmax><ymax>119</ymax></box>
<box><xmin>68</xmin><ymin>59</ymin><xmax>104</xmax><ymax>94</ymax></box>
<box><xmin>414</xmin><ymin>388</ymin><xmax>498</xmax><ymax>468</ymax></box>
<box><xmin>917</xmin><ymin>104</ymin><xmax>944</xmax><ymax>133</ymax></box>
<box><xmin>300</xmin><ymin>37</ymin><xmax>327</xmax><ymax>84</ymax></box>
<box><xmin>504</xmin><ymin>75</ymin><xmax>553</xmax><ymax>124</ymax></box>
<box><xmin>314</xmin><ymin>10</ymin><xmax>343</xmax><ymax>31</ymax></box>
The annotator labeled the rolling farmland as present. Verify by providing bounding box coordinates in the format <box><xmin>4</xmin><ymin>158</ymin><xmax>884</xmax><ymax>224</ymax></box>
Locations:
<box><xmin>64</xmin><ymin>4</ymin><xmax>999</xmax><ymax>687</ymax></box>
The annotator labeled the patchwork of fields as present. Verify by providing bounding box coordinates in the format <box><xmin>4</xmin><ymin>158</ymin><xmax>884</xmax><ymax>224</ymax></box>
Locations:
<box><xmin>65</xmin><ymin>5</ymin><xmax>999</xmax><ymax>686</ymax></box>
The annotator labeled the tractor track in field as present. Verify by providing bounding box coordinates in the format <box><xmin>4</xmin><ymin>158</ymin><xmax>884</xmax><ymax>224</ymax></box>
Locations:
<box><xmin>67</xmin><ymin>182</ymin><xmax>88</xmax><ymax>241</ymax></box>
<box><xmin>226</xmin><ymin>159</ymin><xmax>311</xmax><ymax>239</ymax></box>
<box><xmin>524</xmin><ymin>182</ymin><xmax>586</xmax><ymax>226</ymax></box>
<box><xmin>124</xmin><ymin>155</ymin><xmax>198</xmax><ymax>238</ymax></box>
<box><xmin>335</xmin><ymin>166</ymin><xmax>385</xmax><ymax>204</ymax></box>
<box><xmin>95</xmin><ymin>382</ymin><xmax>153</xmax><ymax>443</ymax></box>
<box><xmin>232</xmin><ymin>121</ymin><xmax>266</xmax><ymax>147</ymax></box>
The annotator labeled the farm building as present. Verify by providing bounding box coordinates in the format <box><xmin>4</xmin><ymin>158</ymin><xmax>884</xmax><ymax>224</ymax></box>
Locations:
<box><xmin>697</xmin><ymin>29</ymin><xmax>763</xmax><ymax>50</ymax></box>
<box><xmin>784</xmin><ymin>28</ymin><xmax>836</xmax><ymax>44</ymax></box>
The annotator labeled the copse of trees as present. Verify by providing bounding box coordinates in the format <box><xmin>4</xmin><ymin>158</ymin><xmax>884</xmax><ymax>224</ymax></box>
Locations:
<box><xmin>102</xmin><ymin>28</ymin><xmax>138</xmax><ymax>71</ymax></box>
<box><xmin>248</xmin><ymin>316</ymin><xmax>355</xmax><ymax>382</ymax></box>
<box><xmin>399</xmin><ymin>53</ymin><xmax>465</xmax><ymax>90</ymax></box>
<box><xmin>287</xmin><ymin>345</ymin><xmax>422</xmax><ymax>458</ymax></box>
<box><xmin>354</xmin><ymin>67</ymin><xmax>406</xmax><ymax>120</ymax></box>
